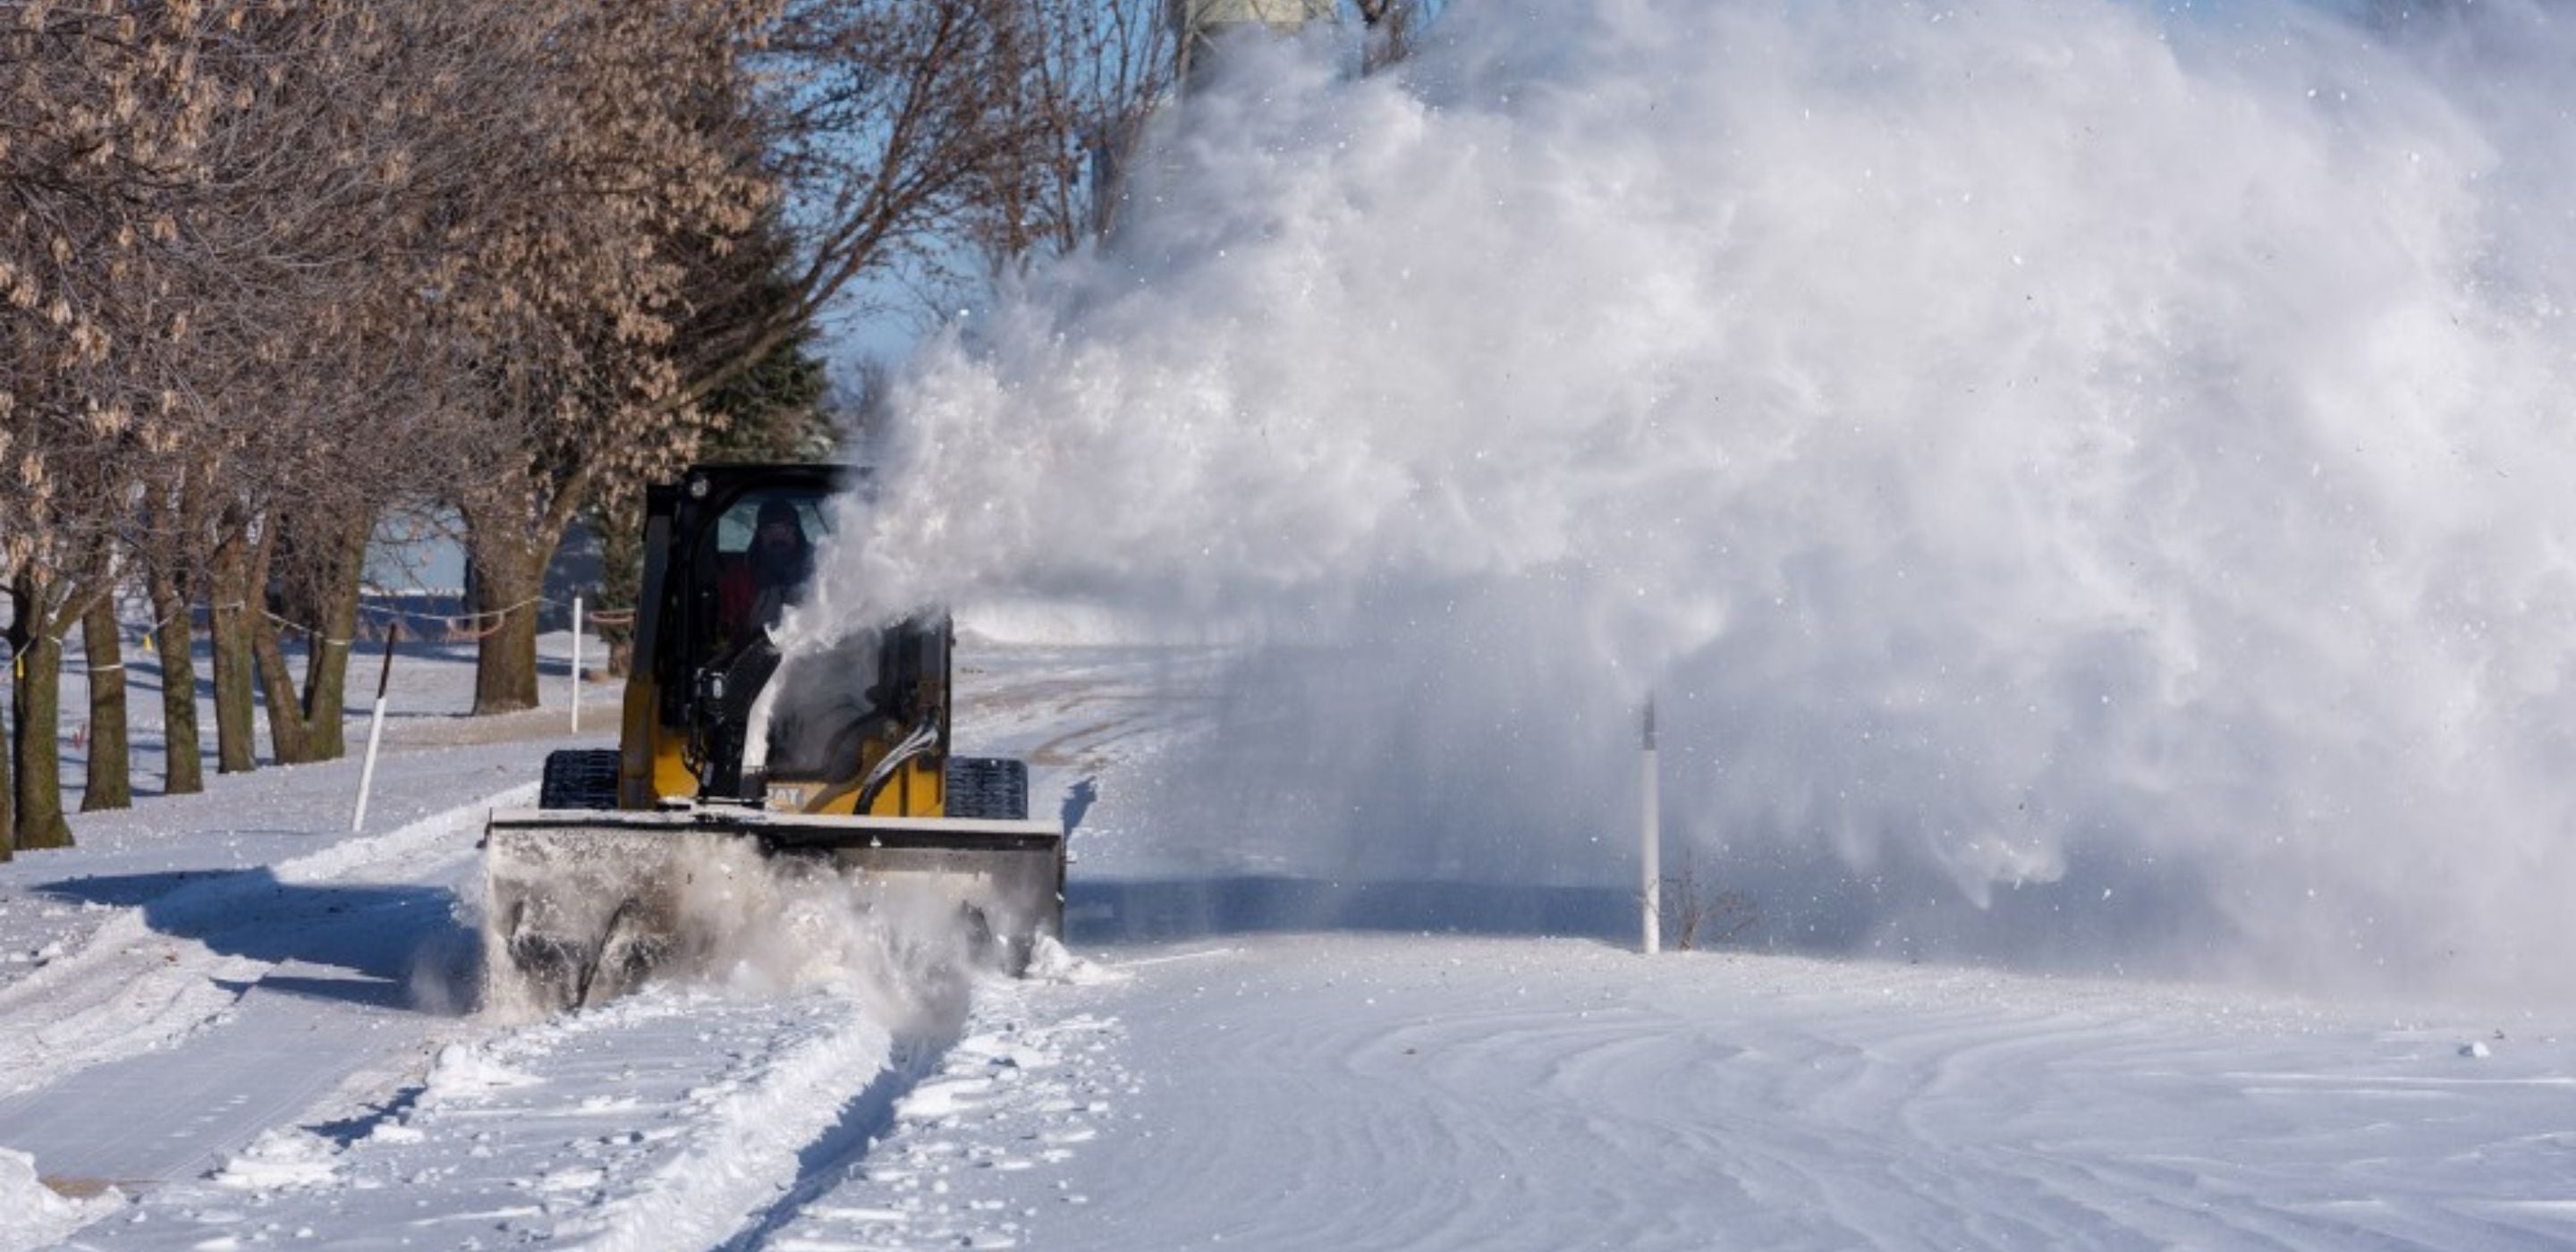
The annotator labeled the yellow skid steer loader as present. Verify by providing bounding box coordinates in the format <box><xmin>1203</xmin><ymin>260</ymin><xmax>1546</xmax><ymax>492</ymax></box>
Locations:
<box><xmin>481</xmin><ymin>464</ymin><xmax>1062</xmax><ymax>1011</ymax></box>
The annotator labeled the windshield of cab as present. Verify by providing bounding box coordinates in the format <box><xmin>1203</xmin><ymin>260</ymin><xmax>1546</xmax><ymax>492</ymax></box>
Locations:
<box><xmin>691</xmin><ymin>487</ymin><xmax>833</xmax><ymax>669</ymax></box>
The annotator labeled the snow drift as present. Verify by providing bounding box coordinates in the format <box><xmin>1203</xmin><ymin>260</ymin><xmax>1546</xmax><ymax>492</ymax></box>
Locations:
<box><xmin>0</xmin><ymin>1147</ymin><xmax>119</xmax><ymax>1251</ymax></box>
<box><xmin>798</xmin><ymin>0</ymin><xmax>2576</xmax><ymax>1001</ymax></box>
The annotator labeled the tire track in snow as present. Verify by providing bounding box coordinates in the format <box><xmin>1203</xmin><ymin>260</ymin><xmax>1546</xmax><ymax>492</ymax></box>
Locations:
<box><xmin>85</xmin><ymin>984</ymin><xmax>923</xmax><ymax>1249</ymax></box>
<box><xmin>714</xmin><ymin>1036</ymin><xmax>946</xmax><ymax>1251</ymax></box>
<box><xmin>68</xmin><ymin>926</ymin><xmax>1058</xmax><ymax>1248</ymax></box>
<box><xmin>565</xmin><ymin>994</ymin><xmax>911</xmax><ymax>1252</ymax></box>
<box><xmin>757</xmin><ymin>960</ymin><xmax>1132</xmax><ymax>1250</ymax></box>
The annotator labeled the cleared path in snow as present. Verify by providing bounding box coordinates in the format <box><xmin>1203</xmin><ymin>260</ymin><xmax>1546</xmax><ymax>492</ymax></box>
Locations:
<box><xmin>0</xmin><ymin>774</ymin><xmax>521</xmax><ymax>1189</ymax></box>
<box><xmin>76</xmin><ymin>985</ymin><xmax>917</xmax><ymax>1250</ymax></box>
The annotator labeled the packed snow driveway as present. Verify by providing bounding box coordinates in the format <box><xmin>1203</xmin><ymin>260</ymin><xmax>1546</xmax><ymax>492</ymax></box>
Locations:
<box><xmin>82</xmin><ymin>985</ymin><xmax>920</xmax><ymax>1250</ymax></box>
<box><xmin>0</xmin><ymin>642</ymin><xmax>1185</xmax><ymax>1249</ymax></box>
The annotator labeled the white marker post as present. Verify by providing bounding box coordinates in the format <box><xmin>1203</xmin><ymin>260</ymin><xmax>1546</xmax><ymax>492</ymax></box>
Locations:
<box><xmin>1641</xmin><ymin>696</ymin><xmax>1661</xmax><ymax>955</ymax></box>
<box><xmin>570</xmin><ymin>596</ymin><xmax>582</xmax><ymax>735</ymax></box>
<box><xmin>351</xmin><ymin>622</ymin><xmax>400</xmax><ymax>833</ymax></box>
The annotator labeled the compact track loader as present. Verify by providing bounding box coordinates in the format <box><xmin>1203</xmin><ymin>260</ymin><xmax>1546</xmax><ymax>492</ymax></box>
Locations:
<box><xmin>482</xmin><ymin>464</ymin><xmax>1062</xmax><ymax>1011</ymax></box>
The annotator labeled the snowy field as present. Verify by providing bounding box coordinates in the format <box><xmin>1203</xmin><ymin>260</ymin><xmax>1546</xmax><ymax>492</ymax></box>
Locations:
<box><xmin>14</xmin><ymin>1</ymin><xmax>2576</xmax><ymax>1245</ymax></box>
<box><xmin>2</xmin><ymin>630</ymin><xmax>2572</xmax><ymax>1251</ymax></box>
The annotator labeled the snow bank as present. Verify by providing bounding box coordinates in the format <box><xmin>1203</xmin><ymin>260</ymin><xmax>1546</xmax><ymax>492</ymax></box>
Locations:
<box><xmin>270</xmin><ymin>782</ymin><xmax>536</xmax><ymax>886</ymax></box>
<box><xmin>209</xmin><ymin>1129</ymin><xmax>339</xmax><ymax>1191</ymax></box>
<box><xmin>794</xmin><ymin>0</ymin><xmax>2576</xmax><ymax>1002</ymax></box>
<box><xmin>0</xmin><ymin>1147</ymin><xmax>121</xmax><ymax>1252</ymax></box>
<box><xmin>0</xmin><ymin>785</ymin><xmax>528</xmax><ymax>1101</ymax></box>
<box><xmin>420</xmin><ymin>1040</ymin><xmax>543</xmax><ymax>1102</ymax></box>
<box><xmin>1024</xmin><ymin>935</ymin><xmax>1123</xmax><ymax>986</ymax></box>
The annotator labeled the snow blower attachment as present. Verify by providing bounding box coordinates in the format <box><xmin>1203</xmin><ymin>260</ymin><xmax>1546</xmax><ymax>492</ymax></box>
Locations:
<box><xmin>481</xmin><ymin>464</ymin><xmax>1063</xmax><ymax>1013</ymax></box>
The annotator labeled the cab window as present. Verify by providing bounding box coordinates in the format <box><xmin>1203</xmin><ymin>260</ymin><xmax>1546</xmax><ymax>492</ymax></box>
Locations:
<box><xmin>690</xmin><ymin>488</ymin><xmax>832</xmax><ymax>668</ymax></box>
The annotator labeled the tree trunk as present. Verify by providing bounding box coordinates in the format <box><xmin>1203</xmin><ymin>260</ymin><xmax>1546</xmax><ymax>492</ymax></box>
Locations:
<box><xmin>208</xmin><ymin>519</ymin><xmax>259</xmax><ymax>774</ymax></box>
<box><xmin>299</xmin><ymin>518</ymin><xmax>369</xmax><ymax>759</ymax></box>
<box><xmin>250</xmin><ymin>620</ymin><xmax>316</xmax><ymax>765</ymax></box>
<box><xmin>144</xmin><ymin>475</ymin><xmax>208</xmax><ymax>795</ymax></box>
<box><xmin>8</xmin><ymin>577</ymin><xmax>72</xmax><ymax>850</ymax></box>
<box><xmin>80</xmin><ymin>596</ymin><xmax>131</xmax><ymax>811</ymax></box>
<box><xmin>147</xmin><ymin>563</ymin><xmax>206</xmax><ymax>795</ymax></box>
<box><xmin>462</xmin><ymin>453</ymin><xmax>597</xmax><ymax>717</ymax></box>
<box><xmin>245</xmin><ymin>519</ymin><xmax>316</xmax><ymax>766</ymax></box>
<box><xmin>1</xmin><ymin>632</ymin><xmax>14</xmax><ymax>859</ymax></box>
<box><xmin>592</xmin><ymin>492</ymin><xmax>647</xmax><ymax>678</ymax></box>
<box><xmin>465</xmin><ymin>520</ymin><xmax>555</xmax><ymax>715</ymax></box>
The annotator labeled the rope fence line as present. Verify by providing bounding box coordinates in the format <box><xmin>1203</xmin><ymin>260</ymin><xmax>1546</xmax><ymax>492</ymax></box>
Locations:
<box><xmin>355</xmin><ymin>594</ymin><xmax>628</xmax><ymax>641</ymax></box>
<box><xmin>258</xmin><ymin>608</ymin><xmax>354</xmax><ymax>649</ymax></box>
<box><xmin>447</xmin><ymin>613</ymin><xmax>514</xmax><ymax>642</ymax></box>
<box><xmin>205</xmin><ymin>593</ymin><xmax>624</xmax><ymax>641</ymax></box>
<box><xmin>10</xmin><ymin>591</ymin><xmax>632</xmax><ymax>677</ymax></box>
<box><xmin>360</xmin><ymin>594</ymin><xmax>547</xmax><ymax>626</ymax></box>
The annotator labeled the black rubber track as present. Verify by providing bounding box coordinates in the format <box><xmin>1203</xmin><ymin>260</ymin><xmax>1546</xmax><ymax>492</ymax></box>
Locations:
<box><xmin>538</xmin><ymin>748</ymin><xmax>622</xmax><ymax>809</ymax></box>
<box><xmin>943</xmin><ymin>757</ymin><xmax>1029</xmax><ymax>821</ymax></box>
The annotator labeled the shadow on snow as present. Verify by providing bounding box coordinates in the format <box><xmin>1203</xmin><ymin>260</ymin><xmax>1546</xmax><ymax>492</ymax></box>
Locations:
<box><xmin>32</xmin><ymin>868</ymin><xmax>475</xmax><ymax>1014</ymax></box>
<box><xmin>1065</xmin><ymin>876</ymin><xmax>1640</xmax><ymax>948</ymax></box>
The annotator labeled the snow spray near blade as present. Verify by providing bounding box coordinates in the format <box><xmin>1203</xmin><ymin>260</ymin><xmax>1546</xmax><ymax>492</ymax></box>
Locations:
<box><xmin>796</xmin><ymin>0</ymin><xmax>2576</xmax><ymax>1000</ymax></box>
<box><xmin>478</xmin><ymin>833</ymin><xmax>978</xmax><ymax>1032</ymax></box>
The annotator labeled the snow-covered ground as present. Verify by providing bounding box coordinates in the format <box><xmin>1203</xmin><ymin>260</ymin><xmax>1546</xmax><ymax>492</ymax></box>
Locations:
<box><xmin>16</xmin><ymin>0</ymin><xmax>2576</xmax><ymax>1244</ymax></box>
<box><xmin>3</xmin><ymin>631</ymin><xmax>2571</xmax><ymax>1251</ymax></box>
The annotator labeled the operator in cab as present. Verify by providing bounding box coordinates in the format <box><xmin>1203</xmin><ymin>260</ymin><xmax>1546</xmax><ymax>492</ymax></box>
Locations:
<box><xmin>720</xmin><ymin>496</ymin><xmax>816</xmax><ymax>645</ymax></box>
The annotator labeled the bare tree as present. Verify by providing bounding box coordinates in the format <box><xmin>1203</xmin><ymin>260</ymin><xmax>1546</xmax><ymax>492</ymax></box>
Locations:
<box><xmin>0</xmin><ymin>0</ymin><xmax>244</xmax><ymax>848</ymax></box>
<box><xmin>977</xmin><ymin>0</ymin><xmax>1176</xmax><ymax>265</ymax></box>
<box><xmin>0</xmin><ymin>0</ymin><xmax>1252</xmax><ymax>843</ymax></box>
<box><xmin>5</xmin><ymin>0</ymin><xmax>564</xmax><ymax>830</ymax></box>
<box><xmin>671</xmin><ymin>0</ymin><xmax>1061</xmax><ymax>409</ymax></box>
<box><xmin>409</xmin><ymin>0</ymin><xmax>776</xmax><ymax>712</ymax></box>
<box><xmin>69</xmin><ymin>0</ymin><xmax>493</xmax><ymax>770</ymax></box>
<box><xmin>1658</xmin><ymin>854</ymin><xmax>1758</xmax><ymax>952</ymax></box>
<box><xmin>452</xmin><ymin>0</ymin><xmax>1097</xmax><ymax>712</ymax></box>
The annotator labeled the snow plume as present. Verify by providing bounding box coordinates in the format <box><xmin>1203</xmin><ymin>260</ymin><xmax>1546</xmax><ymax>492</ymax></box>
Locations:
<box><xmin>801</xmin><ymin>0</ymin><xmax>2576</xmax><ymax>1001</ymax></box>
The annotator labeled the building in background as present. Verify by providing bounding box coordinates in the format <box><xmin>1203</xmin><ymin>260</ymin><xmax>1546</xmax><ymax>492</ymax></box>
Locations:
<box><xmin>1174</xmin><ymin>0</ymin><xmax>1334</xmax><ymax>83</ymax></box>
<box><xmin>363</xmin><ymin>510</ymin><xmax>601</xmax><ymax>638</ymax></box>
